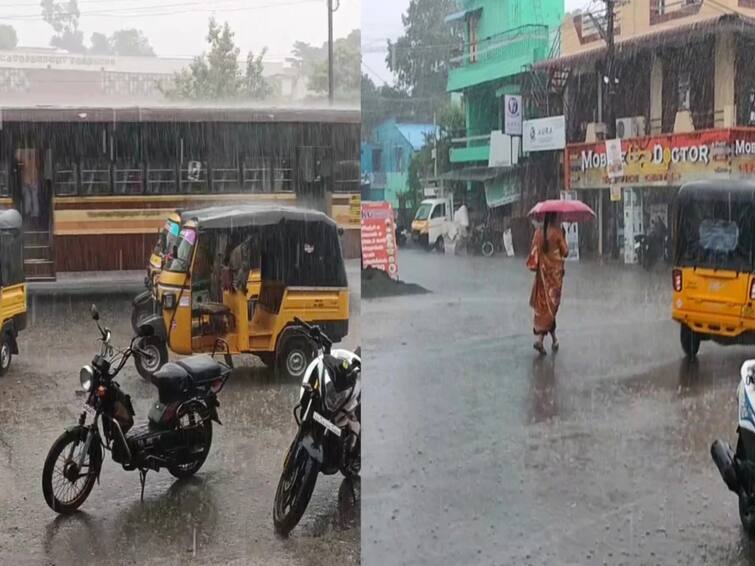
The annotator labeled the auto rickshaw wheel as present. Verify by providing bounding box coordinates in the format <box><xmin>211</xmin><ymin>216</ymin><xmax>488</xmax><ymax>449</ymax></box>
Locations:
<box><xmin>278</xmin><ymin>337</ymin><xmax>313</xmax><ymax>380</ymax></box>
<box><xmin>680</xmin><ymin>325</ymin><xmax>700</xmax><ymax>358</ymax></box>
<box><xmin>0</xmin><ymin>333</ymin><xmax>11</xmax><ymax>376</ymax></box>
<box><xmin>135</xmin><ymin>336</ymin><xmax>168</xmax><ymax>380</ymax></box>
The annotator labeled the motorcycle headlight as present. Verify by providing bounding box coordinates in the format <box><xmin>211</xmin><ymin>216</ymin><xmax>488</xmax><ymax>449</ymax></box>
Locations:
<box><xmin>323</xmin><ymin>370</ymin><xmax>352</xmax><ymax>412</ymax></box>
<box><xmin>80</xmin><ymin>365</ymin><xmax>94</xmax><ymax>392</ymax></box>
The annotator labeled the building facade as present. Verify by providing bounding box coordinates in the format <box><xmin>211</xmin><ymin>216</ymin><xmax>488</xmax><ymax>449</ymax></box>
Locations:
<box><xmin>360</xmin><ymin>119</ymin><xmax>437</xmax><ymax>208</ymax></box>
<box><xmin>445</xmin><ymin>0</ymin><xmax>564</xmax><ymax>239</ymax></box>
<box><xmin>0</xmin><ymin>47</ymin><xmax>306</xmax><ymax>106</ymax></box>
<box><xmin>538</xmin><ymin>1</ymin><xmax>755</xmax><ymax>261</ymax></box>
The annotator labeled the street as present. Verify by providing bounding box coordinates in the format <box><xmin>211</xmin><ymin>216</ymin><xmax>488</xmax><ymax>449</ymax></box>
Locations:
<box><xmin>363</xmin><ymin>249</ymin><xmax>754</xmax><ymax>566</ymax></box>
<box><xmin>0</xmin><ymin>261</ymin><xmax>361</xmax><ymax>566</ymax></box>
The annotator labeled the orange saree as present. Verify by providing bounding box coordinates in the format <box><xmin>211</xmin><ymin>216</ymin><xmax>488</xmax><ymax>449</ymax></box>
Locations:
<box><xmin>528</xmin><ymin>226</ymin><xmax>569</xmax><ymax>335</ymax></box>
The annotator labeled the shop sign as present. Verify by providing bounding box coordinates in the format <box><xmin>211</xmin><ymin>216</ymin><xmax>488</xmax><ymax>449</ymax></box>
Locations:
<box><xmin>522</xmin><ymin>115</ymin><xmax>566</xmax><ymax>152</ymax></box>
<box><xmin>504</xmin><ymin>95</ymin><xmax>523</xmax><ymax>136</ymax></box>
<box><xmin>361</xmin><ymin>201</ymin><xmax>398</xmax><ymax>279</ymax></box>
<box><xmin>566</xmin><ymin>129</ymin><xmax>736</xmax><ymax>189</ymax></box>
<box><xmin>488</xmin><ymin>131</ymin><xmax>512</xmax><ymax>167</ymax></box>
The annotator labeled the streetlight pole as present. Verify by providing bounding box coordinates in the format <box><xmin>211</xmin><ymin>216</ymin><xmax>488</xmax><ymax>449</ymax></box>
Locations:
<box><xmin>328</xmin><ymin>0</ymin><xmax>335</xmax><ymax>105</ymax></box>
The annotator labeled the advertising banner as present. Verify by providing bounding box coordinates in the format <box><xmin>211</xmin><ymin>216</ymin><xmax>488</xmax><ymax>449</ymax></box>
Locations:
<box><xmin>361</xmin><ymin>201</ymin><xmax>398</xmax><ymax>278</ymax></box>
<box><xmin>522</xmin><ymin>115</ymin><xmax>566</xmax><ymax>152</ymax></box>
<box><xmin>564</xmin><ymin>129</ymin><xmax>755</xmax><ymax>189</ymax></box>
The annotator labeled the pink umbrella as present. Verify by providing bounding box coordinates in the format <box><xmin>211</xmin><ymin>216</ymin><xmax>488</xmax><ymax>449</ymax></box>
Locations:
<box><xmin>527</xmin><ymin>199</ymin><xmax>596</xmax><ymax>223</ymax></box>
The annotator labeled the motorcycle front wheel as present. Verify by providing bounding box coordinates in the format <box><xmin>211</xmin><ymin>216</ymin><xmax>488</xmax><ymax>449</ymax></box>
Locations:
<box><xmin>42</xmin><ymin>428</ymin><xmax>102</xmax><ymax>514</ymax></box>
<box><xmin>273</xmin><ymin>438</ymin><xmax>320</xmax><ymax>536</ymax></box>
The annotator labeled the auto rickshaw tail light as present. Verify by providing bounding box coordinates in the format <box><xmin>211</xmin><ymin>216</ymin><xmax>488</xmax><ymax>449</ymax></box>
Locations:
<box><xmin>673</xmin><ymin>269</ymin><xmax>683</xmax><ymax>292</ymax></box>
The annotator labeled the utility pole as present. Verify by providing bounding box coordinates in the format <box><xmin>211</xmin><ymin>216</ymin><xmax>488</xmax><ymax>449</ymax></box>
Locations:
<box><xmin>604</xmin><ymin>0</ymin><xmax>616</xmax><ymax>138</ymax></box>
<box><xmin>328</xmin><ymin>0</ymin><xmax>339</xmax><ymax>105</ymax></box>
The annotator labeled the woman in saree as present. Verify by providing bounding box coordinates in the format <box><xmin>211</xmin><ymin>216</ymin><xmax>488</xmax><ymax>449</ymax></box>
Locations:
<box><xmin>528</xmin><ymin>212</ymin><xmax>568</xmax><ymax>354</ymax></box>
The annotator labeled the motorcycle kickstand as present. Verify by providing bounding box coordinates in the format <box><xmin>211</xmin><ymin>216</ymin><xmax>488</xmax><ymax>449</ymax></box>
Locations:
<box><xmin>138</xmin><ymin>468</ymin><xmax>148</xmax><ymax>502</ymax></box>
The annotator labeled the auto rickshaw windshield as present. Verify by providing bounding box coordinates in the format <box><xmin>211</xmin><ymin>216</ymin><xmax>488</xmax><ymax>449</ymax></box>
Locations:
<box><xmin>165</xmin><ymin>227</ymin><xmax>197</xmax><ymax>272</ymax></box>
<box><xmin>154</xmin><ymin>219</ymin><xmax>181</xmax><ymax>255</ymax></box>
<box><xmin>675</xmin><ymin>193</ymin><xmax>755</xmax><ymax>271</ymax></box>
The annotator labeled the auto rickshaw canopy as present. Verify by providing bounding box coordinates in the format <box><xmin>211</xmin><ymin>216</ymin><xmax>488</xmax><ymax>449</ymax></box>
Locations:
<box><xmin>185</xmin><ymin>204</ymin><xmax>347</xmax><ymax>288</ymax></box>
<box><xmin>674</xmin><ymin>179</ymin><xmax>755</xmax><ymax>271</ymax></box>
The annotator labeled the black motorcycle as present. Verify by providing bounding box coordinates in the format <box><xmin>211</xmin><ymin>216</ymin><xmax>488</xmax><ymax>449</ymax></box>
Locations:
<box><xmin>42</xmin><ymin>304</ymin><xmax>230</xmax><ymax>514</ymax></box>
<box><xmin>273</xmin><ymin>318</ymin><xmax>361</xmax><ymax>536</ymax></box>
<box><xmin>634</xmin><ymin>233</ymin><xmax>670</xmax><ymax>270</ymax></box>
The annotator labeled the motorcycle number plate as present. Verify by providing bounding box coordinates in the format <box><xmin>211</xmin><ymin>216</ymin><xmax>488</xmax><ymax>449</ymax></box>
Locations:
<box><xmin>313</xmin><ymin>411</ymin><xmax>341</xmax><ymax>437</ymax></box>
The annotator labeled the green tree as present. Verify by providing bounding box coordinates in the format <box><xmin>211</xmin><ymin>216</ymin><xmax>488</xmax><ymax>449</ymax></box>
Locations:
<box><xmin>386</xmin><ymin>0</ymin><xmax>459</xmax><ymax>100</ymax></box>
<box><xmin>110</xmin><ymin>29</ymin><xmax>155</xmax><ymax>57</ymax></box>
<box><xmin>89</xmin><ymin>32</ymin><xmax>111</xmax><ymax>55</ymax></box>
<box><xmin>406</xmin><ymin>102</ymin><xmax>464</xmax><ymax>210</ymax></box>
<box><xmin>41</xmin><ymin>0</ymin><xmax>86</xmax><ymax>53</ymax></box>
<box><xmin>361</xmin><ymin>73</ymin><xmax>439</xmax><ymax>140</ymax></box>
<box><xmin>244</xmin><ymin>48</ymin><xmax>274</xmax><ymax>99</ymax></box>
<box><xmin>0</xmin><ymin>24</ymin><xmax>18</xmax><ymax>50</ymax></box>
<box><xmin>161</xmin><ymin>18</ymin><xmax>271</xmax><ymax>101</ymax></box>
<box><xmin>308</xmin><ymin>30</ymin><xmax>360</xmax><ymax>99</ymax></box>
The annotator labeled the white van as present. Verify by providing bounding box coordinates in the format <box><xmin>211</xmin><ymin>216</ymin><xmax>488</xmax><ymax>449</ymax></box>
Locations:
<box><xmin>410</xmin><ymin>197</ymin><xmax>453</xmax><ymax>251</ymax></box>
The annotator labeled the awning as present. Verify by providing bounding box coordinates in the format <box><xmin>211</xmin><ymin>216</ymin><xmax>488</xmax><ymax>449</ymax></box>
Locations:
<box><xmin>438</xmin><ymin>165</ymin><xmax>511</xmax><ymax>182</ymax></box>
<box><xmin>535</xmin><ymin>13</ymin><xmax>755</xmax><ymax>71</ymax></box>
<box><xmin>444</xmin><ymin>7</ymin><xmax>481</xmax><ymax>24</ymax></box>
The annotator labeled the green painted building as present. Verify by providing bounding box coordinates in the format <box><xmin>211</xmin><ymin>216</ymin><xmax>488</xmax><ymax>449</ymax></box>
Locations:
<box><xmin>445</xmin><ymin>0</ymin><xmax>564</xmax><ymax>212</ymax></box>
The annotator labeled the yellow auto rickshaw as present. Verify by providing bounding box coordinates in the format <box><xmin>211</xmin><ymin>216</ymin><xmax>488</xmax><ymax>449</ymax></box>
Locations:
<box><xmin>138</xmin><ymin>205</ymin><xmax>349</xmax><ymax>379</ymax></box>
<box><xmin>0</xmin><ymin>209</ymin><xmax>26</xmax><ymax>375</ymax></box>
<box><xmin>131</xmin><ymin>210</ymin><xmax>182</xmax><ymax>332</ymax></box>
<box><xmin>131</xmin><ymin>207</ymin><xmax>263</xmax><ymax>335</ymax></box>
<box><xmin>672</xmin><ymin>179</ymin><xmax>755</xmax><ymax>357</ymax></box>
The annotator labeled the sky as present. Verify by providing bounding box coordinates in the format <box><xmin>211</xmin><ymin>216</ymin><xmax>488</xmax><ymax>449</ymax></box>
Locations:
<box><xmin>363</xmin><ymin>0</ymin><xmax>592</xmax><ymax>86</ymax></box>
<box><xmin>0</xmin><ymin>0</ymin><xmax>360</xmax><ymax>63</ymax></box>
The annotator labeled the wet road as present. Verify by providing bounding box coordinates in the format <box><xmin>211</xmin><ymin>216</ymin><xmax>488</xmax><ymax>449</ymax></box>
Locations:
<box><xmin>0</xmin><ymin>262</ymin><xmax>360</xmax><ymax>566</ymax></box>
<box><xmin>363</xmin><ymin>249</ymin><xmax>755</xmax><ymax>566</ymax></box>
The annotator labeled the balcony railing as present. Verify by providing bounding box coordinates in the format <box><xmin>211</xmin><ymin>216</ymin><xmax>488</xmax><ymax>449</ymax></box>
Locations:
<box><xmin>449</xmin><ymin>24</ymin><xmax>549</xmax><ymax>69</ymax></box>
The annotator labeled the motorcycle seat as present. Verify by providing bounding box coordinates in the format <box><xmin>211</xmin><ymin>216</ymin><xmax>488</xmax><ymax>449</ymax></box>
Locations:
<box><xmin>175</xmin><ymin>355</ymin><xmax>223</xmax><ymax>384</ymax></box>
<box><xmin>152</xmin><ymin>363</ymin><xmax>190</xmax><ymax>404</ymax></box>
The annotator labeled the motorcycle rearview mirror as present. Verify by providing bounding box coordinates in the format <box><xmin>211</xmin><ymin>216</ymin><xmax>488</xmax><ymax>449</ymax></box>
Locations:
<box><xmin>137</xmin><ymin>324</ymin><xmax>154</xmax><ymax>338</ymax></box>
<box><xmin>90</xmin><ymin>304</ymin><xmax>99</xmax><ymax>321</ymax></box>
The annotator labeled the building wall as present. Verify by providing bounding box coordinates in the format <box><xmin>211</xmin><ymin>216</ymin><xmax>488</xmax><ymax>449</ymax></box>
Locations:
<box><xmin>560</xmin><ymin>0</ymin><xmax>755</xmax><ymax>58</ymax></box>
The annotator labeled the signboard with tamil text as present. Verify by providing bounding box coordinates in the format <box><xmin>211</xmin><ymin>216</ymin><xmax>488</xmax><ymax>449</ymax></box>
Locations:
<box><xmin>361</xmin><ymin>201</ymin><xmax>398</xmax><ymax>278</ymax></box>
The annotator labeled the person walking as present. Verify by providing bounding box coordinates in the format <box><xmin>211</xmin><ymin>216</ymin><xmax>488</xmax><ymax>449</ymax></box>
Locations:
<box><xmin>527</xmin><ymin>212</ymin><xmax>569</xmax><ymax>354</ymax></box>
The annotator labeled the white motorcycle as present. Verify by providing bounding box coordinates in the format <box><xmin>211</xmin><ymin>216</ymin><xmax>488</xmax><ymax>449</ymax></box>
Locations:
<box><xmin>712</xmin><ymin>359</ymin><xmax>755</xmax><ymax>533</ymax></box>
<box><xmin>273</xmin><ymin>317</ymin><xmax>360</xmax><ymax>536</ymax></box>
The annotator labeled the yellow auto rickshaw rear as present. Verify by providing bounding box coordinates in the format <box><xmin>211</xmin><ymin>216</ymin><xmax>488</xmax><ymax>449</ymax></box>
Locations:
<box><xmin>672</xmin><ymin>180</ymin><xmax>755</xmax><ymax>357</ymax></box>
<box><xmin>0</xmin><ymin>209</ymin><xmax>26</xmax><ymax>375</ymax></box>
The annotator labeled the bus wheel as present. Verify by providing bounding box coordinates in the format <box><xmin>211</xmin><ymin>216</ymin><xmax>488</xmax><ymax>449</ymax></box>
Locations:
<box><xmin>680</xmin><ymin>325</ymin><xmax>700</xmax><ymax>358</ymax></box>
<box><xmin>0</xmin><ymin>333</ymin><xmax>12</xmax><ymax>376</ymax></box>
